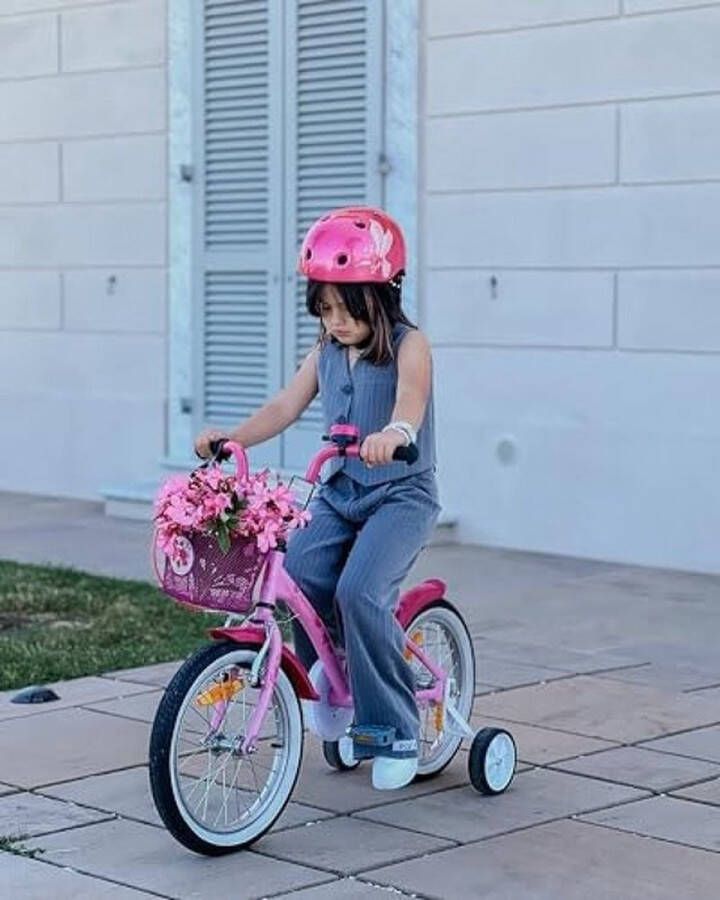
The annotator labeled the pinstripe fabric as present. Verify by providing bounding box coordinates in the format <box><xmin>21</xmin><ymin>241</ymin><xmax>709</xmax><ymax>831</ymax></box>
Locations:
<box><xmin>284</xmin><ymin>323</ymin><xmax>440</xmax><ymax>759</ymax></box>
<box><xmin>286</xmin><ymin>471</ymin><xmax>440</xmax><ymax>758</ymax></box>
<box><xmin>318</xmin><ymin>323</ymin><xmax>436</xmax><ymax>485</ymax></box>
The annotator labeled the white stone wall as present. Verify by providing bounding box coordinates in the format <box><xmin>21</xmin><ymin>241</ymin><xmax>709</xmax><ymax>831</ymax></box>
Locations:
<box><xmin>422</xmin><ymin>0</ymin><xmax>720</xmax><ymax>572</ymax></box>
<box><xmin>0</xmin><ymin>0</ymin><xmax>167</xmax><ymax>499</ymax></box>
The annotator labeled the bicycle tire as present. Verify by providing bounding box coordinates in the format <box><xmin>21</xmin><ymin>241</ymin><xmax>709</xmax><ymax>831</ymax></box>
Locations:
<box><xmin>149</xmin><ymin>641</ymin><xmax>303</xmax><ymax>855</ymax></box>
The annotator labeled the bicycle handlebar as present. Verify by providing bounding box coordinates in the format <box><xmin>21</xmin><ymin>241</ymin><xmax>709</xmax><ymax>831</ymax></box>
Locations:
<box><xmin>205</xmin><ymin>436</ymin><xmax>418</xmax><ymax>485</ymax></box>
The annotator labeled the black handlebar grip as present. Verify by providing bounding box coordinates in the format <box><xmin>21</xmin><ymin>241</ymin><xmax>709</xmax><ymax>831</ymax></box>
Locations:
<box><xmin>208</xmin><ymin>438</ymin><xmax>230</xmax><ymax>461</ymax></box>
<box><xmin>392</xmin><ymin>443</ymin><xmax>419</xmax><ymax>465</ymax></box>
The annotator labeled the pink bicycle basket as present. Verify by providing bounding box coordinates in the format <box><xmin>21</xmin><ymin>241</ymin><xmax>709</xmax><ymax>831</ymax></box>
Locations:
<box><xmin>153</xmin><ymin>530</ymin><xmax>267</xmax><ymax>614</ymax></box>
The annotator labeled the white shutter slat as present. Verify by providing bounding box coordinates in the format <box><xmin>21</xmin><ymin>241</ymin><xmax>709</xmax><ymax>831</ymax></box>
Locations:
<box><xmin>204</xmin><ymin>271</ymin><xmax>269</xmax><ymax>421</ymax></box>
<box><xmin>282</xmin><ymin>0</ymin><xmax>383</xmax><ymax>466</ymax></box>
<box><xmin>198</xmin><ymin>0</ymin><xmax>282</xmax><ymax>456</ymax></box>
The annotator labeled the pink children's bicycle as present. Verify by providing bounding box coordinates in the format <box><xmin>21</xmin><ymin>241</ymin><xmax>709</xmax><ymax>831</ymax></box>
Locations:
<box><xmin>149</xmin><ymin>428</ymin><xmax>517</xmax><ymax>855</ymax></box>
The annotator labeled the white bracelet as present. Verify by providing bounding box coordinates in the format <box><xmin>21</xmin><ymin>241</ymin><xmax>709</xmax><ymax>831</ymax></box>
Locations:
<box><xmin>382</xmin><ymin>421</ymin><xmax>417</xmax><ymax>446</ymax></box>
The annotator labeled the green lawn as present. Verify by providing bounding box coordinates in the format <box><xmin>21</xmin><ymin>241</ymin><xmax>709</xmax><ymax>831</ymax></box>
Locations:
<box><xmin>0</xmin><ymin>559</ymin><xmax>224</xmax><ymax>691</ymax></box>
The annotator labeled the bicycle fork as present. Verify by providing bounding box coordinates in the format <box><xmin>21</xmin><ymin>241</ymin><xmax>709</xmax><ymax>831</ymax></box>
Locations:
<box><xmin>238</xmin><ymin>619</ymin><xmax>283</xmax><ymax>754</ymax></box>
<box><xmin>202</xmin><ymin>620</ymin><xmax>283</xmax><ymax>755</ymax></box>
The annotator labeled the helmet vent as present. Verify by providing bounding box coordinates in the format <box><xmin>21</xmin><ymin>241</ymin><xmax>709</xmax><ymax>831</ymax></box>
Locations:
<box><xmin>336</xmin><ymin>253</ymin><xmax>348</xmax><ymax>266</ymax></box>
<box><xmin>354</xmin><ymin>220</ymin><xmax>366</xmax><ymax>229</ymax></box>
<box><xmin>305</xmin><ymin>248</ymin><xmax>312</xmax><ymax>260</ymax></box>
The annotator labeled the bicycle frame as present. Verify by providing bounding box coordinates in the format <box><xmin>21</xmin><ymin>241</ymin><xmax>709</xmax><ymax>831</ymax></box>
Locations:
<box><xmin>207</xmin><ymin>434</ymin><xmax>449</xmax><ymax>754</ymax></box>
<box><xmin>210</xmin><ymin>552</ymin><xmax>449</xmax><ymax>754</ymax></box>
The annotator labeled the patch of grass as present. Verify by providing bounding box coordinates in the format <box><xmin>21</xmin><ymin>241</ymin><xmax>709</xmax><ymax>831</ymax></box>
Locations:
<box><xmin>0</xmin><ymin>559</ymin><xmax>225</xmax><ymax>691</ymax></box>
<box><xmin>0</xmin><ymin>834</ymin><xmax>43</xmax><ymax>858</ymax></box>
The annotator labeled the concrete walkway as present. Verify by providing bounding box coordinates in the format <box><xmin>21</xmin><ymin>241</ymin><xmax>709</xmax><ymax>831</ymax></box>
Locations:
<box><xmin>1</xmin><ymin>492</ymin><xmax>720</xmax><ymax>898</ymax></box>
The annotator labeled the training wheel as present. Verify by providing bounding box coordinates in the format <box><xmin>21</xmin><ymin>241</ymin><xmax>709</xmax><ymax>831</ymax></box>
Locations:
<box><xmin>322</xmin><ymin>736</ymin><xmax>360</xmax><ymax>771</ymax></box>
<box><xmin>468</xmin><ymin>727</ymin><xmax>516</xmax><ymax>795</ymax></box>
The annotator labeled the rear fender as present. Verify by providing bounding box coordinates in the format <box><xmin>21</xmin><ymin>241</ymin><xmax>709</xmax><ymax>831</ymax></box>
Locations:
<box><xmin>396</xmin><ymin>578</ymin><xmax>447</xmax><ymax>629</ymax></box>
<box><xmin>208</xmin><ymin>625</ymin><xmax>319</xmax><ymax>701</ymax></box>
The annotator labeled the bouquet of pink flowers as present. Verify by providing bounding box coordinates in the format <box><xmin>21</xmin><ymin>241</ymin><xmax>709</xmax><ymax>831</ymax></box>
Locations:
<box><xmin>154</xmin><ymin>464</ymin><xmax>311</xmax><ymax>567</ymax></box>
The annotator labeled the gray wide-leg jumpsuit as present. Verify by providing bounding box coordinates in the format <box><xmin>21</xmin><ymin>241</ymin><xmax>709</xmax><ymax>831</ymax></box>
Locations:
<box><xmin>284</xmin><ymin>324</ymin><xmax>440</xmax><ymax>759</ymax></box>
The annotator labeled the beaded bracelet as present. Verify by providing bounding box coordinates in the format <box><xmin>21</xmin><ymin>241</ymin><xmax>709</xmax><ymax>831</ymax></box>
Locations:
<box><xmin>382</xmin><ymin>421</ymin><xmax>417</xmax><ymax>446</ymax></box>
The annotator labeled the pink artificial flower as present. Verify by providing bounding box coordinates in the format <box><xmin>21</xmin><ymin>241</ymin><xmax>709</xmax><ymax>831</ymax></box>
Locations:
<box><xmin>154</xmin><ymin>460</ymin><xmax>311</xmax><ymax>559</ymax></box>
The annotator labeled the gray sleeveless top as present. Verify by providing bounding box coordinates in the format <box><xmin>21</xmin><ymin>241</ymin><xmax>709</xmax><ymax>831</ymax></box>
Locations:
<box><xmin>317</xmin><ymin>323</ymin><xmax>436</xmax><ymax>486</ymax></box>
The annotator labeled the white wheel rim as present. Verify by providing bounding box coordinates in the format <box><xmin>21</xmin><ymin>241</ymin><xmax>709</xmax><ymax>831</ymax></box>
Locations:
<box><xmin>484</xmin><ymin>732</ymin><xmax>516</xmax><ymax>791</ymax></box>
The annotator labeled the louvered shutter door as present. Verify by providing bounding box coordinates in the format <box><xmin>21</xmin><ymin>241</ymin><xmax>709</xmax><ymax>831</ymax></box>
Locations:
<box><xmin>197</xmin><ymin>0</ymin><xmax>284</xmax><ymax>467</ymax></box>
<box><xmin>281</xmin><ymin>0</ymin><xmax>384</xmax><ymax>470</ymax></box>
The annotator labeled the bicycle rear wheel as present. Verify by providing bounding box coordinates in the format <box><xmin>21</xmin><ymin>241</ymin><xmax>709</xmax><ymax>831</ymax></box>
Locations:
<box><xmin>405</xmin><ymin>600</ymin><xmax>475</xmax><ymax>779</ymax></box>
<box><xmin>149</xmin><ymin>641</ymin><xmax>303</xmax><ymax>854</ymax></box>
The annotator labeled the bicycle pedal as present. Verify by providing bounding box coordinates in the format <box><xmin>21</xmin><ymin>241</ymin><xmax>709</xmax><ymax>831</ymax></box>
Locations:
<box><xmin>347</xmin><ymin>725</ymin><xmax>396</xmax><ymax>748</ymax></box>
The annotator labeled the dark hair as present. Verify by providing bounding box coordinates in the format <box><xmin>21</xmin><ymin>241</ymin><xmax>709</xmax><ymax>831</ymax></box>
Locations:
<box><xmin>306</xmin><ymin>276</ymin><xmax>416</xmax><ymax>365</ymax></box>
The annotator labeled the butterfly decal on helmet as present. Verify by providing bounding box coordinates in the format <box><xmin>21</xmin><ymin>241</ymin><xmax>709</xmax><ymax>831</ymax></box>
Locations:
<box><xmin>369</xmin><ymin>219</ymin><xmax>395</xmax><ymax>279</ymax></box>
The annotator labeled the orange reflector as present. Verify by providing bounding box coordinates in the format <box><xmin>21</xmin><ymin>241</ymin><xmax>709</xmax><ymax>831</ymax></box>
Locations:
<box><xmin>196</xmin><ymin>677</ymin><xmax>244</xmax><ymax>707</ymax></box>
<box><xmin>403</xmin><ymin>630</ymin><xmax>424</xmax><ymax>661</ymax></box>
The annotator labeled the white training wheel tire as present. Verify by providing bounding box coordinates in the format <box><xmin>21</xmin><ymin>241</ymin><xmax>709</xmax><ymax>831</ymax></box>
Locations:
<box><xmin>468</xmin><ymin>727</ymin><xmax>516</xmax><ymax>795</ymax></box>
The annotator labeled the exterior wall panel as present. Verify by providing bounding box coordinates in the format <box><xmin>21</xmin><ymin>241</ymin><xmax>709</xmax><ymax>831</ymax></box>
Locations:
<box><xmin>422</xmin><ymin>1</ymin><xmax>720</xmax><ymax>571</ymax></box>
<box><xmin>0</xmin><ymin>0</ymin><xmax>168</xmax><ymax>500</ymax></box>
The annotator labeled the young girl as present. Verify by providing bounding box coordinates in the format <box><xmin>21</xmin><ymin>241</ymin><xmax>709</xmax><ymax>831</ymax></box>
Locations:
<box><xmin>195</xmin><ymin>206</ymin><xmax>440</xmax><ymax>790</ymax></box>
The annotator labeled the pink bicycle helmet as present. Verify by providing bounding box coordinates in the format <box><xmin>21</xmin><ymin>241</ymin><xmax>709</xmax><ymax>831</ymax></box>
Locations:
<box><xmin>298</xmin><ymin>206</ymin><xmax>406</xmax><ymax>283</ymax></box>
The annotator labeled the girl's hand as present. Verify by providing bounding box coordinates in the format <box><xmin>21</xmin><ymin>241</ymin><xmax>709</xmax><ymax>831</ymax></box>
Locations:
<box><xmin>194</xmin><ymin>428</ymin><xmax>230</xmax><ymax>460</ymax></box>
<box><xmin>360</xmin><ymin>430</ymin><xmax>406</xmax><ymax>468</ymax></box>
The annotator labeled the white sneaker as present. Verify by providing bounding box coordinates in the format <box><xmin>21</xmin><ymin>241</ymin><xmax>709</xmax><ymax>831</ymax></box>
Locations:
<box><xmin>371</xmin><ymin>756</ymin><xmax>418</xmax><ymax>791</ymax></box>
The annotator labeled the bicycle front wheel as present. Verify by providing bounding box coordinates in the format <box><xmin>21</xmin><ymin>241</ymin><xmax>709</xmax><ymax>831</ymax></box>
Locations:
<box><xmin>149</xmin><ymin>641</ymin><xmax>303</xmax><ymax>854</ymax></box>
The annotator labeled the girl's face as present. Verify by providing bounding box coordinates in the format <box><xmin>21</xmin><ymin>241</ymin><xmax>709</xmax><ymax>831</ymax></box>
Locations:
<box><xmin>319</xmin><ymin>284</ymin><xmax>372</xmax><ymax>346</ymax></box>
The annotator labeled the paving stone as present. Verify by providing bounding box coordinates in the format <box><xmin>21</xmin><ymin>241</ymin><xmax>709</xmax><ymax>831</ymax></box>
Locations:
<box><xmin>475</xmin><ymin>657</ymin><xmax>575</xmax><ymax>690</ymax></box>
<box><xmin>105</xmin><ymin>660</ymin><xmax>182</xmax><ymax>688</ymax></box>
<box><xmin>690</xmin><ymin>684</ymin><xmax>720</xmax><ymax>699</ymax></box>
<box><xmin>26</xmin><ymin>818</ymin><xmax>334</xmax><ymax>899</ymax></box>
<box><xmin>41</xmin><ymin>767</ymin><xmax>161</xmax><ymax>826</ymax></box>
<box><xmin>581</xmin><ymin>795</ymin><xmax>720</xmax><ymax>853</ymax></box>
<box><xmin>0</xmin><ymin>708</ymin><xmax>149</xmax><ymax>788</ymax></box>
<box><xmin>472</xmin><ymin>635</ymin><xmax>631</xmax><ymax>675</ymax></box>
<box><xmin>0</xmin><ymin>853</ymin><xmax>155</xmax><ymax>899</ymax></box>
<box><xmin>551</xmin><ymin>746</ymin><xmax>720</xmax><ymax>792</ymax></box>
<box><xmin>84</xmin><ymin>690</ymin><xmax>163</xmax><ymax>724</ymax></box>
<box><xmin>292</xmin><ymin>736</ymin><xmax>470</xmax><ymax>813</ymax></box>
<box><xmin>473</xmin><ymin>675</ymin><xmax>720</xmax><ymax>742</ymax></box>
<box><xmin>365</xmin><ymin>818</ymin><xmax>720</xmax><ymax>899</ymax></box>
<box><xmin>272</xmin><ymin>877</ymin><xmax>396</xmax><ymax>898</ymax></box>
<box><xmin>470</xmin><ymin>714</ymin><xmax>616</xmax><ymax>765</ymax></box>
<box><xmin>672</xmin><ymin>777</ymin><xmax>720</xmax><ymax>806</ymax></box>
<box><xmin>600</xmin><ymin>661</ymin><xmax>720</xmax><ymax>692</ymax></box>
<box><xmin>0</xmin><ymin>791</ymin><xmax>111</xmax><ymax>839</ymax></box>
<box><xmin>355</xmin><ymin>767</ymin><xmax>646</xmax><ymax>843</ymax></box>
<box><xmin>254</xmin><ymin>815</ymin><xmax>453</xmax><ymax>876</ymax></box>
<box><xmin>598</xmin><ymin>642</ymin><xmax>720</xmax><ymax>682</ymax></box>
<box><xmin>641</xmin><ymin>724</ymin><xmax>720</xmax><ymax>763</ymax></box>
<box><xmin>0</xmin><ymin>677</ymin><xmax>154</xmax><ymax>722</ymax></box>
<box><xmin>41</xmin><ymin>765</ymin><xmax>335</xmax><ymax>833</ymax></box>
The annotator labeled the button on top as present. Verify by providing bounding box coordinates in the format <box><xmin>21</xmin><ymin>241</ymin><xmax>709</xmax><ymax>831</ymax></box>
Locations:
<box><xmin>341</xmin><ymin>383</ymin><xmax>353</xmax><ymax>395</ymax></box>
